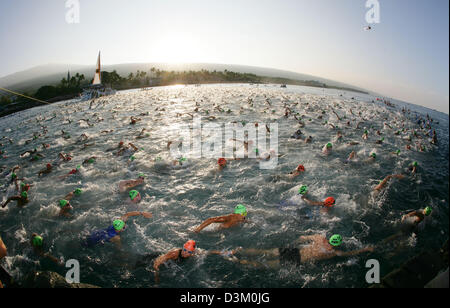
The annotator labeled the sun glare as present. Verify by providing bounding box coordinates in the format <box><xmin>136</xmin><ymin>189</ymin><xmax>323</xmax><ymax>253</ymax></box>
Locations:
<box><xmin>152</xmin><ymin>33</ymin><xmax>200</xmax><ymax>63</ymax></box>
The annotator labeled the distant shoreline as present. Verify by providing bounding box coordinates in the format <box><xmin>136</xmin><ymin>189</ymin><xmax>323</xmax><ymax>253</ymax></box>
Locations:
<box><xmin>0</xmin><ymin>69</ymin><xmax>368</xmax><ymax>118</ymax></box>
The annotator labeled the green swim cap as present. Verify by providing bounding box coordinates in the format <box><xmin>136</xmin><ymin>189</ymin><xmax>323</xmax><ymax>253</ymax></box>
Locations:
<box><xmin>21</xmin><ymin>191</ymin><xmax>28</xmax><ymax>199</ymax></box>
<box><xmin>326</xmin><ymin>143</ymin><xmax>332</xmax><ymax>148</ymax></box>
<box><xmin>129</xmin><ymin>190</ymin><xmax>139</xmax><ymax>200</ymax></box>
<box><xmin>138</xmin><ymin>173</ymin><xmax>146</xmax><ymax>179</ymax></box>
<box><xmin>87</xmin><ymin>158</ymin><xmax>95</xmax><ymax>164</ymax></box>
<box><xmin>329</xmin><ymin>234</ymin><xmax>342</xmax><ymax>247</ymax></box>
<box><xmin>254</xmin><ymin>148</ymin><xmax>259</xmax><ymax>154</ymax></box>
<box><xmin>130</xmin><ymin>155</ymin><xmax>135</xmax><ymax>161</ymax></box>
<box><xmin>11</xmin><ymin>173</ymin><xmax>17</xmax><ymax>179</ymax></box>
<box><xmin>234</xmin><ymin>204</ymin><xmax>247</xmax><ymax>217</ymax></box>
<box><xmin>424</xmin><ymin>206</ymin><xmax>432</xmax><ymax>216</ymax></box>
<box><xmin>76</xmin><ymin>165</ymin><xmax>81</xmax><ymax>170</ymax></box>
<box><xmin>370</xmin><ymin>153</ymin><xmax>376</xmax><ymax>158</ymax></box>
<box><xmin>59</xmin><ymin>199</ymin><xmax>69</xmax><ymax>208</ymax></box>
<box><xmin>74</xmin><ymin>188</ymin><xmax>82</xmax><ymax>195</ymax></box>
<box><xmin>113</xmin><ymin>219</ymin><xmax>125</xmax><ymax>231</ymax></box>
<box><xmin>32</xmin><ymin>235</ymin><xmax>43</xmax><ymax>247</ymax></box>
<box><xmin>396</xmin><ymin>150</ymin><xmax>401</xmax><ymax>155</ymax></box>
<box><xmin>364</xmin><ymin>130</ymin><xmax>368</xmax><ymax>134</ymax></box>
<box><xmin>179</xmin><ymin>157</ymin><xmax>187</xmax><ymax>162</ymax></box>
<box><xmin>20</xmin><ymin>182</ymin><xmax>26</xmax><ymax>188</ymax></box>
<box><xmin>298</xmin><ymin>185</ymin><xmax>308</xmax><ymax>195</ymax></box>
<box><xmin>413</xmin><ymin>161</ymin><xmax>418</xmax><ymax>167</ymax></box>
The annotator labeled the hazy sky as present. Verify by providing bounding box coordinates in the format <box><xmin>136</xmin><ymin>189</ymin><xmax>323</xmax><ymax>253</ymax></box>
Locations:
<box><xmin>0</xmin><ymin>0</ymin><xmax>448</xmax><ymax>113</ymax></box>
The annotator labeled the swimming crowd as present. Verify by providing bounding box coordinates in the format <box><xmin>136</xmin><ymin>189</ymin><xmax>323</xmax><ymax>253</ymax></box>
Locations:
<box><xmin>0</xmin><ymin>89</ymin><xmax>441</xmax><ymax>287</ymax></box>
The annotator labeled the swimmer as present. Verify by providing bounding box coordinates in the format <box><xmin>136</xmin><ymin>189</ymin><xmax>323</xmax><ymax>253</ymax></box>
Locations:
<box><xmin>82</xmin><ymin>211</ymin><xmax>152</xmax><ymax>249</ymax></box>
<box><xmin>366</xmin><ymin>152</ymin><xmax>377</xmax><ymax>163</ymax></box>
<box><xmin>20</xmin><ymin>148</ymin><xmax>38</xmax><ymax>157</ymax></box>
<box><xmin>346</xmin><ymin>151</ymin><xmax>357</xmax><ymax>162</ymax></box>
<box><xmin>58</xmin><ymin>152</ymin><xmax>72</xmax><ymax>162</ymax></box>
<box><xmin>29</xmin><ymin>153</ymin><xmax>45</xmax><ymax>162</ymax></box>
<box><xmin>58</xmin><ymin>188</ymin><xmax>82</xmax><ymax>218</ymax></box>
<box><xmin>82</xmin><ymin>156</ymin><xmax>97</xmax><ymax>165</ymax></box>
<box><xmin>322</xmin><ymin>143</ymin><xmax>332</xmax><ymax>155</ymax></box>
<box><xmin>150</xmin><ymin>240</ymin><xmax>226</xmax><ymax>284</ymax></box>
<box><xmin>193</xmin><ymin>204</ymin><xmax>248</xmax><ymax>233</ymax></box>
<box><xmin>117</xmin><ymin>143</ymin><xmax>139</xmax><ymax>156</ymax></box>
<box><xmin>375</xmin><ymin>137</ymin><xmax>384</xmax><ymax>144</ymax></box>
<box><xmin>128</xmin><ymin>190</ymin><xmax>142</xmax><ymax>203</ymax></box>
<box><xmin>58</xmin><ymin>165</ymin><xmax>81</xmax><ymax>180</ymax></box>
<box><xmin>38</xmin><ymin>163</ymin><xmax>53</xmax><ymax>177</ymax></box>
<box><xmin>379</xmin><ymin>207</ymin><xmax>433</xmax><ymax>252</ymax></box>
<box><xmin>130</xmin><ymin>116</ymin><xmax>141</xmax><ymax>125</ymax></box>
<box><xmin>288</xmin><ymin>164</ymin><xmax>305</xmax><ymax>178</ymax></box>
<box><xmin>30</xmin><ymin>234</ymin><xmax>62</xmax><ymax>265</ymax></box>
<box><xmin>217</xmin><ymin>158</ymin><xmax>227</xmax><ymax>171</ymax></box>
<box><xmin>301</xmin><ymin>195</ymin><xmax>335</xmax><ymax>210</ymax></box>
<box><xmin>408</xmin><ymin>161</ymin><xmax>418</xmax><ymax>174</ymax></box>
<box><xmin>118</xmin><ymin>173</ymin><xmax>146</xmax><ymax>193</ymax></box>
<box><xmin>373</xmin><ymin>174</ymin><xmax>405</xmax><ymax>191</ymax></box>
<box><xmin>230</xmin><ymin>138</ymin><xmax>254</xmax><ymax>155</ymax></box>
<box><xmin>304</xmin><ymin>136</ymin><xmax>313</xmax><ymax>143</ymax></box>
<box><xmin>227</xmin><ymin>234</ymin><xmax>373</xmax><ymax>269</ymax></box>
<box><xmin>1</xmin><ymin>191</ymin><xmax>29</xmax><ymax>208</ymax></box>
<box><xmin>136</xmin><ymin>128</ymin><xmax>150</xmax><ymax>139</ymax></box>
<box><xmin>291</xmin><ymin>129</ymin><xmax>303</xmax><ymax>140</ymax></box>
<box><xmin>362</xmin><ymin>130</ymin><xmax>369</xmax><ymax>140</ymax></box>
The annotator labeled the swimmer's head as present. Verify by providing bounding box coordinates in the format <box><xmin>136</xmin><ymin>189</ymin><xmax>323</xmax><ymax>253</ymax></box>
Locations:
<box><xmin>364</xmin><ymin>130</ymin><xmax>368</xmax><ymax>134</ymax></box>
<box><xmin>11</xmin><ymin>173</ymin><xmax>17</xmax><ymax>179</ymax></box>
<box><xmin>119</xmin><ymin>141</ymin><xmax>124</xmax><ymax>146</ymax></box>
<box><xmin>218</xmin><ymin>158</ymin><xmax>227</xmax><ymax>167</ymax></box>
<box><xmin>298</xmin><ymin>185</ymin><xmax>308</xmax><ymax>195</ymax></box>
<box><xmin>46</xmin><ymin>163</ymin><xmax>52</xmax><ymax>169</ymax></box>
<box><xmin>329</xmin><ymin>234</ymin><xmax>342</xmax><ymax>247</ymax></box>
<box><xmin>129</xmin><ymin>190</ymin><xmax>141</xmax><ymax>203</ymax></box>
<box><xmin>59</xmin><ymin>199</ymin><xmax>70</xmax><ymax>209</ymax></box>
<box><xmin>326</xmin><ymin>143</ymin><xmax>332</xmax><ymax>149</ymax></box>
<box><xmin>323</xmin><ymin>197</ymin><xmax>335</xmax><ymax>208</ymax></box>
<box><xmin>412</xmin><ymin>161</ymin><xmax>418</xmax><ymax>167</ymax></box>
<box><xmin>74</xmin><ymin>188</ymin><xmax>82</xmax><ymax>195</ymax></box>
<box><xmin>113</xmin><ymin>219</ymin><xmax>125</xmax><ymax>232</ymax></box>
<box><xmin>182</xmin><ymin>240</ymin><xmax>196</xmax><ymax>257</ymax></box>
<box><xmin>370</xmin><ymin>153</ymin><xmax>376</xmax><ymax>159</ymax></box>
<box><xmin>32</xmin><ymin>235</ymin><xmax>43</xmax><ymax>248</ymax></box>
<box><xmin>76</xmin><ymin>165</ymin><xmax>81</xmax><ymax>170</ymax></box>
<box><xmin>234</xmin><ymin>204</ymin><xmax>247</xmax><ymax>217</ymax></box>
<box><xmin>296</xmin><ymin>164</ymin><xmax>305</xmax><ymax>172</ymax></box>
<box><xmin>138</xmin><ymin>173</ymin><xmax>146</xmax><ymax>179</ymax></box>
<box><xmin>395</xmin><ymin>150</ymin><xmax>401</xmax><ymax>155</ymax></box>
<box><xmin>424</xmin><ymin>206</ymin><xmax>432</xmax><ymax>216</ymax></box>
<box><xmin>21</xmin><ymin>191</ymin><xmax>28</xmax><ymax>199</ymax></box>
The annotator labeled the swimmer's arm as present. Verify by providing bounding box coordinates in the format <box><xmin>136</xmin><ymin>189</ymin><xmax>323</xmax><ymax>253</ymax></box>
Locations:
<box><xmin>374</xmin><ymin>175</ymin><xmax>392</xmax><ymax>191</ymax></box>
<box><xmin>120</xmin><ymin>211</ymin><xmax>152</xmax><ymax>222</ymax></box>
<box><xmin>110</xmin><ymin>235</ymin><xmax>122</xmax><ymax>249</ymax></box>
<box><xmin>301</xmin><ymin>196</ymin><xmax>324</xmax><ymax>207</ymax></box>
<box><xmin>194</xmin><ymin>216</ymin><xmax>229</xmax><ymax>233</ymax></box>
<box><xmin>0</xmin><ymin>237</ymin><xmax>6</xmax><ymax>259</ymax></box>
<box><xmin>153</xmin><ymin>249</ymin><xmax>181</xmax><ymax>282</ymax></box>
<box><xmin>129</xmin><ymin>143</ymin><xmax>138</xmax><ymax>151</ymax></box>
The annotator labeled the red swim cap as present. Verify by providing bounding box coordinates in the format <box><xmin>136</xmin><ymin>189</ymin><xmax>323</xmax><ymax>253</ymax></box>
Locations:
<box><xmin>47</xmin><ymin>164</ymin><xmax>52</xmax><ymax>169</ymax></box>
<box><xmin>119</xmin><ymin>141</ymin><xmax>124</xmax><ymax>146</ymax></box>
<box><xmin>183</xmin><ymin>240</ymin><xmax>196</xmax><ymax>252</ymax></box>
<box><xmin>297</xmin><ymin>164</ymin><xmax>305</xmax><ymax>172</ymax></box>
<box><xmin>324</xmin><ymin>197</ymin><xmax>335</xmax><ymax>208</ymax></box>
<box><xmin>218</xmin><ymin>158</ymin><xmax>227</xmax><ymax>167</ymax></box>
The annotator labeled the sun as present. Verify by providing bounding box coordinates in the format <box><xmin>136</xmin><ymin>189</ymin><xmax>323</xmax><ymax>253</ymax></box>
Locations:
<box><xmin>152</xmin><ymin>33</ymin><xmax>200</xmax><ymax>63</ymax></box>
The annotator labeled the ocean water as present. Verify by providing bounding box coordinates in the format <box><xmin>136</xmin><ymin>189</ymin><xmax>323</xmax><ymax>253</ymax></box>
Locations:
<box><xmin>0</xmin><ymin>84</ymin><xmax>448</xmax><ymax>288</ymax></box>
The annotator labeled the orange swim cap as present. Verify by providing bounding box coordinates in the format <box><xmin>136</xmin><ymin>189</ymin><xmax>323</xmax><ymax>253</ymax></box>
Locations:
<box><xmin>218</xmin><ymin>158</ymin><xmax>227</xmax><ymax>167</ymax></box>
<box><xmin>297</xmin><ymin>164</ymin><xmax>305</xmax><ymax>172</ymax></box>
<box><xmin>183</xmin><ymin>240</ymin><xmax>196</xmax><ymax>252</ymax></box>
<box><xmin>324</xmin><ymin>197</ymin><xmax>335</xmax><ymax>208</ymax></box>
